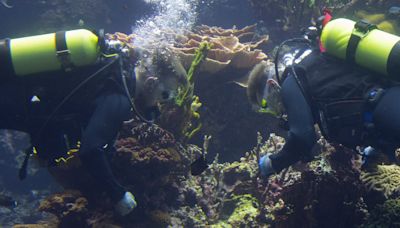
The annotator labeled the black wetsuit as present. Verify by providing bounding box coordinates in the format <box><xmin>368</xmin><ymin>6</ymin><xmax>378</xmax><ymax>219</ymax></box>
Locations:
<box><xmin>0</xmin><ymin>62</ymin><xmax>131</xmax><ymax>202</ymax></box>
<box><xmin>270</xmin><ymin>51</ymin><xmax>400</xmax><ymax>172</ymax></box>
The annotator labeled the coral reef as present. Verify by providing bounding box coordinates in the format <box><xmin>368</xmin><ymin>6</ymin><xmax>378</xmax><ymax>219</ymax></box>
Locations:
<box><xmin>354</xmin><ymin>10</ymin><xmax>400</xmax><ymax>35</ymax></box>
<box><xmin>361</xmin><ymin>164</ymin><xmax>400</xmax><ymax>198</ymax></box>
<box><xmin>17</xmin><ymin>127</ymin><xmax>400</xmax><ymax>227</ymax></box>
<box><xmin>169</xmin><ymin>25</ymin><xmax>274</xmax><ymax>159</ymax></box>
<box><xmin>256</xmin><ymin>135</ymin><xmax>368</xmax><ymax>227</ymax></box>
<box><xmin>107</xmin><ymin>25</ymin><xmax>276</xmax><ymax>160</ymax></box>
<box><xmin>215</xmin><ymin>194</ymin><xmax>259</xmax><ymax>227</ymax></box>
<box><xmin>172</xmin><ymin>24</ymin><xmax>268</xmax><ymax>74</ymax></box>
<box><xmin>364</xmin><ymin>198</ymin><xmax>400</xmax><ymax>228</ymax></box>
<box><xmin>7</xmin><ymin>2</ymin><xmax>400</xmax><ymax>227</ymax></box>
<box><xmin>38</xmin><ymin>190</ymin><xmax>88</xmax><ymax>227</ymax></box>
<box><xmin>107</xmin><ymin>24</ymin><xmax>268</xmax><ymax>75</ymax></box>
<box><xmin>248</xmin><ymin>0</ymin><xmax>350</xmax><ymax>38</ymax></box>
<box><xmin>247</xmin><ymin>0</ymin><xmax>400</xmax><ymax>40</ymax></box>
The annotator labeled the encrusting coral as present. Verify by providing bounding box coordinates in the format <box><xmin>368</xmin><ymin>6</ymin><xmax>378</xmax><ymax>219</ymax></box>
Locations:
<box><xmin>214</xmin><ymin>194</ymin><xmax>259</xmax><ymax>227</ymax></box>
<box><xmin>38</xmin><ymin>190</ymin><xmax>88</xmax><ymax>227</ymax></box>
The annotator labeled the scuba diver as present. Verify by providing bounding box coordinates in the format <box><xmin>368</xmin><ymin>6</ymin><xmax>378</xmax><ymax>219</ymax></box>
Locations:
<box><xmin>0</xmin><ymin>29</ymin><xmax>185</xmax><ymax>215</ymax></box>
<box><xmin>246</xmin><ymin>13</ymin><xmax>400</xmax><ymax>178</ymax></box>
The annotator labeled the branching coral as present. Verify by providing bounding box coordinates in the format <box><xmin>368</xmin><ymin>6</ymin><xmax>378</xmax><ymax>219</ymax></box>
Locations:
<box><xmin>360</xmin><ymin>164</ymin><xmax>400</xmax><ymax>198</ymax></box>
<box><xmin>174</xmin><ymin>41</ymin><xmax>210</xmax><ymax>141</ymax></box>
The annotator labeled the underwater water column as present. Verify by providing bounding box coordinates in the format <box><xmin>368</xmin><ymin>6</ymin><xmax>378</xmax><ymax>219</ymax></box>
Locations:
<box><xmin>132</xmin><ymin>0</ymin><xmax>199</xmax><ymax>50</ymax></box>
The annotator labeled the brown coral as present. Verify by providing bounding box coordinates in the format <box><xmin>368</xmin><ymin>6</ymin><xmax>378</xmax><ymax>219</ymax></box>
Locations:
<box><xmin>39</xmin><ymin>190</ymin><xmax>89</xmax><ymax>227</ymax></box>
<box><xmin>106</xmin><ymin>24</ymin><xmax>268</xmax><ymax>74</ymax></box>
<box><xmin>106</xmin><ymin>32</ymin><xmax>136</xmax><ymax>50</ymax></box>
<box><xmin>172</xmin><ymin>24</ymin><xmax>268</xmax><ymax>73</ymax></box>
<box><xmin>39</xmin><ymin>191</ymin><xmax>88</xmax><ymax>217</ymax></box>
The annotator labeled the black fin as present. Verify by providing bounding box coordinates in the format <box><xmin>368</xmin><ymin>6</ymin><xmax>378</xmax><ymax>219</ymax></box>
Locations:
<box><xmin>190</xmin><ymin>156</ymin><xmax>209</xmax><ymax>176</ymax></box>
<box><xmin>18</xmin><ymin>147</ymin><xmax>32</xmax><ymax>180</ymax></box>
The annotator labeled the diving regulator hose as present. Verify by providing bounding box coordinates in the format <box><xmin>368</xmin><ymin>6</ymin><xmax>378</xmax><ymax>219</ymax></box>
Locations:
<box><xmin>104</xmin><ymin>38</ymin><xmax>155</xmax><ymax>124</ymax></box>
<box><xmin>118</xmin><ymin>55</ymin><xmax>155</xmax><ymax>124</ymax></box>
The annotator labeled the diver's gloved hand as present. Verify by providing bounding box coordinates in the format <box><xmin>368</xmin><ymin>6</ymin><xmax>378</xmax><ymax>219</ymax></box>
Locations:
<box><xmin>259</xmin><ymin>154</ymin><xmax>276</xmax><ymax>177</ymax></box>
<box><xmin>361</xmin><ymin>146</ymin><xmax>377</xmax><ymax>166</ymax></box>
<box><xmin>115</xmin><ymin>191</ymin><xmax>137</xmax><ymax>216</ymax></box>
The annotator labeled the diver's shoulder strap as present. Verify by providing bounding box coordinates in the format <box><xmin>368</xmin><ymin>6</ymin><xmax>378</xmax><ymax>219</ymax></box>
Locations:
<box><xmin>55</xmin><ymin>31</ymin><xmax>75</xmax><ymax>72</ymax></box>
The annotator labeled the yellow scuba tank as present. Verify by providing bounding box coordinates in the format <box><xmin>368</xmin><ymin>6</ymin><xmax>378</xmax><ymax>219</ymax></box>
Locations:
<box><xmin>320</xmin><ymin>18</ymin><xmax>400</xmax><ymax>80</ymax></box>
<box><xmin>0</xmin><ymin>29</ymin><xmax>100</xmax><ymax>76</ymax></box>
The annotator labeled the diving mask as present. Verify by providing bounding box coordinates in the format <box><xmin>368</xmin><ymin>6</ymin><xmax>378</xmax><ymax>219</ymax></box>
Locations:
<box><xmin>258</xmin><ymin>78</ymin><xmax>284</xmax><ymax>117</ymax></box>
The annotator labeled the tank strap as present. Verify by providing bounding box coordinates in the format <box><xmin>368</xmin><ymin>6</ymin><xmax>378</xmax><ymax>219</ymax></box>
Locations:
<box><xmin>346</xmin><ymin>20</ymin><xmax>377</xmax><ymax>65</ymax></box>
<box><xmin>55</xmin><ymin>31</ymin><xmax>74</xmax><ymax>72</ymax></box>
<box><xmin>0</xmin><ymin>38</ymin><xmax>15</xmax><ymax>79</ymax></box>
<box><xmin>387</xmin><ymin>41</ymin><xmax>400</xmax><ymax>78</ymax></box>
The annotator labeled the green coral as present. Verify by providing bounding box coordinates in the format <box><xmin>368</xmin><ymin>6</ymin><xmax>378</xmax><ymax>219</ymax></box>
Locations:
<box><xmin>222</xmin><ymin>161</ymin><xmax>257</xmax><ymax>180</ymax></box>
<box><xmin>364</xmin><ymin>199</ymin><xmax>400</xmax><ymax>228</ymax></box>
<box><xmin>361</xmin><ymin>164</ymin><xmax>400</xmax><ymax>198</ymax></box>
<box><xmin>175</xmin><ymin>42</ymin><xmax>211</xmax><ymax>107</ymax></box>
<box><xmin>174</xmin><ymin>42</ymin><xmax>211</xmax><ymax>141</ymax></box>
<box><xmin>308</xmin><ymin>156</ymin><xmax>333</xmax><ymax>174</ymax></box>
<box><xmin>213</xmin><ymin>194</ymin><xmax>259</xmax><ymax>227</ymax></box>
<box><xmin>170</xmin><ymin>205</ymin><xmax>208</xmax><ymax>227</ymax></box>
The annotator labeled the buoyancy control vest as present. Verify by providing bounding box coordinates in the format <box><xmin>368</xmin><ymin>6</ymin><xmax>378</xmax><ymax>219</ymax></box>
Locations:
<box><xmin>292</xmin><ymin>51</ymin><xmax>385</xmax><ymax>147</ymax></box>
<box><xmin>320</xmin><ymin>18</ymin><xmax>400</xmax><ymax>81</ymax></box>
<box><xmin>0</xmin><ymin>29</ymin><xmax>100</xmax><ymax>79</ymax></box>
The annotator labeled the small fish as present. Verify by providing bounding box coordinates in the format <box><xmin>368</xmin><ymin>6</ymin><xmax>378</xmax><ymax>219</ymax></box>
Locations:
<box><xmin>78</xmin><ymin>19</ymin><xmax>85</xmax><ymax>27</ymax></box>
<box><xmin>0</xmin><ymin>194</ymin><xmax>17</xmax><ymax>208</ymax></box>
<box><xmin>1</xmin><ymin>0</ymin><xmax>13</xmax><ymax>8</ymax></box>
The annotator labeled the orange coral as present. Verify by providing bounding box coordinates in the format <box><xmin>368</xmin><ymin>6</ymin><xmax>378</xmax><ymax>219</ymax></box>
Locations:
<box><xmin>172</xmin><ymin>24</ymin><xmax>268</xmax><ymax>73</ymax></box>
<box><xmin>106</xmin><ymin>24</ymin><xmax>268</xmax><ymax>74</ymax></box>
<box><xmin>39</xmin><ymin>190</ymin><xmax>88</xmax><ymax>219</ymax></box>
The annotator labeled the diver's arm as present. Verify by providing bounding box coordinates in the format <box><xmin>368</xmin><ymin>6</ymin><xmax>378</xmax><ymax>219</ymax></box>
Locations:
<box><xmin>78</xmin><ymin>92</ymin><xmax>131</xmax><ymax>202</ymax></box>
<box><xmin>269</xmin><ymin>74</ymin><xmax>317</xmax><ymax>172</ymax></box>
